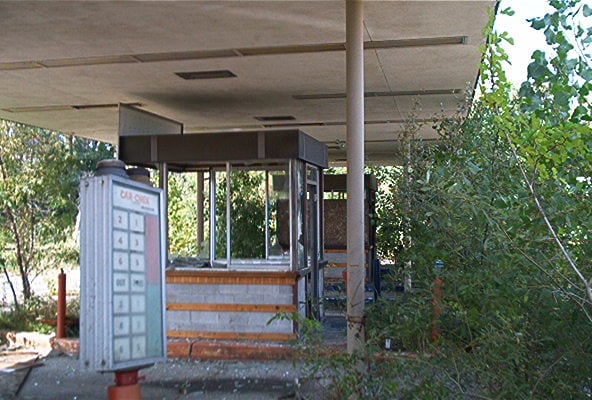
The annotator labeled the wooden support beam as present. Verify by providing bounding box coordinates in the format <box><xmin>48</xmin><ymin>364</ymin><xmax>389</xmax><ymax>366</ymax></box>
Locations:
<box><xmin>327</xmin><ymin>262</ymin><xmax>368</xmax><ymax>268</ymax></box>
<box><xmin>167</xmin><ymin>330</ymin><xmax>295</xmax><ymax>342</ymax></box>
<box><xmin>166</xmin><ymin>270</ymin><xmax>299</xmax><ymax>285</ymax></box>
<box><xmin>167</xmin><ymin>303</ymin><xmax>296</xmax><ymax>313</ymax></box>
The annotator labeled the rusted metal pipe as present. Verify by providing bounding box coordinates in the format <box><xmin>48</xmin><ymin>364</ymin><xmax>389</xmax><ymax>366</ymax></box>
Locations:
<box><xmin>431</xmin><ymin>277</ymin><xmax>443</xmax><ymax>342</ymax></box>
<box><xmin>57</xmin><ymin>269</ymin><xmax>67</xmax><ymax>338</ymax></box>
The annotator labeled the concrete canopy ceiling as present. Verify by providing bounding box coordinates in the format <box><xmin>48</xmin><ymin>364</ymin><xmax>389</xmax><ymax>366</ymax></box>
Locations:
<box><xmin>0</xmin><ymin>1</ymin><xmax>496</xmax><ymax>164</ymax></box>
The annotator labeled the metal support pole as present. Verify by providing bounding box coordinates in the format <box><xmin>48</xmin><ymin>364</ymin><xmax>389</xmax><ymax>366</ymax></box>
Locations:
<box><xmin>159</xmin><ymin>162</ymin><xmax>169</xmax><ymax>261</ymax></box>
<box><xmin>209</xmin><ymin>168</ymin><xmax>217</xmax><ymax>265</ymax></box>
<box><xmin>346</xmin><ymin>0</ymin><xmax>366</xmax><ymax>353</ymax></box>
<box><xmin>265</xmin><ymin>170</ymin><xmax>270</xmax><ymax>259</ymax></box>
<box><xmin>56</xmin><ymin>269</ymin><xmax>66</xmax><ymax>338</ymax></box>
<box><xmin>226</xmin><ymin>162</ymin><xmax>231</xmax><ymax>266</ymax></box>
<box><xmin>196</xmin><ymin>172</ymin><xmax>205</xmax><ymax>249</ymax></box>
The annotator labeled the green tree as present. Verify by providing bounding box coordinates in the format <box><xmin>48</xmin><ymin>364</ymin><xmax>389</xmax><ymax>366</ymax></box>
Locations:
<box><xmin>0</xmin><ymin>120</ymin><xmax>113</xmax><ymax>306</ymax></box>
<box><xmin>362</xmin><ymin>166</ymin><xmax>402</xmax><ymax>262</ymax></box>
<box><xmin>167</xmin><ymin>172</ymin><xmax>199</xmax><ymax>257</ymax></box>
<box><xmin>215</xmin><ymin>170</ymin><xmax>266</xmax><ymax>259</ymax></box>
<box><xmin>499</xmin><ymin>0</ymin><xmax>592</xmax><ymax>304</ymax></box>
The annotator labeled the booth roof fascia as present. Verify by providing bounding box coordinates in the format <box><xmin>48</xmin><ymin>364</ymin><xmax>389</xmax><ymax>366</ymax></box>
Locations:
<box><xmin>118</xmin><ymin>129</ymin><xmax>328</xmax><ymax>170</ymax></box>
<box><xmin>323</xmin><ymin>174</ymin><xmax>378</xmax><ymax>192</ymax></box>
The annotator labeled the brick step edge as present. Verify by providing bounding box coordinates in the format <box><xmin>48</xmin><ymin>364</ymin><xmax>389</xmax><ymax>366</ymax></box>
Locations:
<box><xmin>51</xmin><ymin>338</ymin><xmax>346</xmax><ymax>361</ymax></box>
<box><xmin>170</xmin><ymin>339</ymin><xmax>295</xmax><ymax>360</ymax></box>
<box><xmin>50</xmin><ymin>337</ymin><xmax>80</xmax><ymax>356</ymax></box>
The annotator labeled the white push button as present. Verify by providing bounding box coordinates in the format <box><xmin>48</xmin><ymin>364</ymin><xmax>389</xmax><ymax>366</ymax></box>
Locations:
<box><xmin>131</xmin><ymin>295</ymin><xmax>145</xmax><ymax>313</ymax></box>
<box><xmin>113</xmin><ymin>295</ymin><xmax>130</xmax><ymax>314</ymax></box>
<box><xmin>113</xmin><ymin>251</ymin><xmax>129</xmax><ymax>271</ymax></box>
<box><xmin>114</xmin><ymin>316</ymin><xmax>130</xmax><ymax>336</ymax></box>
<box><xmin>130</xmin><ymin>254</ymin><xmax>145</xmax><ymax>272</ymax></box>
<box><xmin>131</xmin><ymin>315</ymin><xmax>146</xmax><ymax>334</ymax></box>
<box><xmin>131</xmin><ymin>274</ymin><xmax>146</xmax><ymax>293</ymax></box>
<box><xmin>113</xmin><ymin>210</ymin><xmax>129</xmax><ymax>230</ymax></box>
<box><xmin>132</xmin><ymin>336</ymin><xmax>146</xmax><ymax>359</ymax></box>
<box><xmin>113</xmin><ymin>230</ymin><xmax>129</xmax><ymax>250</ymax></box>
<box><xmin>130</xmin><ymin>213</ymin><xmax>145</xmax><ymax>233</ymax></box>
<box><xmin>130</xmin><ymin>233</ymin><xmax>145</xmax><ymax>252</ymax></box>
<box><xmin>113</xmin><ymin>338</ymin><xmax>131</xmax><ymax>362</ymax></box>
<box><xmin>113</xmin><ymin>273</ymin><xmax>129</xmax><ymax>293</ymax></box>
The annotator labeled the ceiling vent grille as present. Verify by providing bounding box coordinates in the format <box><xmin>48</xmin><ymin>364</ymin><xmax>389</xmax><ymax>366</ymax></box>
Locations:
<box><xmin>175</xmin><ymin>70</ymin><xmax>236</xmax><ymax>80</ymax></box>
<box><xmin>254</xmin><ymin>115</ymin><xmax>296</xmax><ymax>122</ymax></box>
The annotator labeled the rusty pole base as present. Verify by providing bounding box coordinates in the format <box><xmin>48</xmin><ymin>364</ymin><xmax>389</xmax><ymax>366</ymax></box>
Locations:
<box><xmin>108</xmin><ymin>383</ymin><xmax>141</xmax><ymax>400</ymax></box>
<box><xmin>107</xmin><ymin>370</ymin><xmax>142</xmax><ymax>400</ymax></box>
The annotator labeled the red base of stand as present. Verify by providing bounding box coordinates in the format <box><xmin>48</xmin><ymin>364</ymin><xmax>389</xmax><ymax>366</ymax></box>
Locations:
<box><xmin>108</xmin><ymin>370</ymin><xmax>142</xmax><ymax>400</ymax></box>
<box><xmin>108</xmin><ymin>383</ymin><xmax>141</xmax><ymax>400</ymax></box>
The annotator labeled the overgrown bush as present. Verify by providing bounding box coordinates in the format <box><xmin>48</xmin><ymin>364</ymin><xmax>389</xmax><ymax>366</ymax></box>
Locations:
<box><xmin>0</xmin><ymin>291</ymin><xmax>81</xmax><ymax>344</ymax></box>
<box><xmin>304</xmin><ymin>2</ymin><xmax>592</xmax><ymax>398</ymax></box>
<box><xmin>1</xmin><ymin>295</ymin><xmax>78</xmax><ymax>337</ymax></box>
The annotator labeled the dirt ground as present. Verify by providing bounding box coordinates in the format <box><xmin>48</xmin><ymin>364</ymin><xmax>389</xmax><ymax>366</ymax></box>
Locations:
<box><xmin>0</xmin><ymin>349</ymin><xmax>325</xmax><ymax>400</ymax></box>
<box><xmin>0</xmin><ymin>307</ymin><xmax>345</xmax><ymax>400</ymax></box>
<box><xmin>0</xmin><ymin>338</ymin><xmax>336</xmax><ymax>400</ymax></box>
<box><xmin>15</xmin><ymin>352</ymin><xmax>309</xmax><ymax>400</ymax></box>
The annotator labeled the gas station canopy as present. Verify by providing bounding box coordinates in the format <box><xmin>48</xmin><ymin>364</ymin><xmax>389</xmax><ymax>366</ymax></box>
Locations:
<box><xmin>0</xmin><ymin>1</ymin><xmax>495</xmax><ymax>164</ymax></box>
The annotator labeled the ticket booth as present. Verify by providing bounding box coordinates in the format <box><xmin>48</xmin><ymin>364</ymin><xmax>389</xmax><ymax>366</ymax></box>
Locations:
<box><xmin>119</xmin><ymin>130</ymin><xmax>327</xmax><ymax>342</ymax></box>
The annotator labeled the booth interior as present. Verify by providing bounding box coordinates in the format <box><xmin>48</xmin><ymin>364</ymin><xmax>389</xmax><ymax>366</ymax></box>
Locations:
<box><xmin>119</xmin><ymin>129</ymin><xmax>327</xmax><ymax>342</ymax></box>
<box><xmin>322</xmin><ymin>174</ymin><xmax>379</xmax><ymax>309</ymax></box>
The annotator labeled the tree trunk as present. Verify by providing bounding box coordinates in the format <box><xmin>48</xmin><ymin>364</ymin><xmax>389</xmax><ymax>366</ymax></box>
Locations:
<box><xmin>10</xmin><ymin>212</ymin><xmax>32</xmax><ymax>302</ymax></box>
<box><xmin>1</xmin><ymin>263</ymin><xmax>19</xmax><ymax>308</ymax></box>
<box><xmin>20</xmin><ymin>268</ymin><xmax>32</xmax><ymax>301</ymax></box>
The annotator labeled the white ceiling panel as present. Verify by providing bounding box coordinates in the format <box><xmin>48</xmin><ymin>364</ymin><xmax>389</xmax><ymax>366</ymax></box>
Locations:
<box><xmin>0</xmin><ymin>0</ymin><xmax>497</xmax><ymax>163</ymax></box>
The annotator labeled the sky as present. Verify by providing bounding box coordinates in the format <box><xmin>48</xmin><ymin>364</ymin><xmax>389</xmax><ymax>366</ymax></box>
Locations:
<box><xmin>494</xmin><ymin>0</ymin><xmax>554</xmax><ymax>86</ymax></box>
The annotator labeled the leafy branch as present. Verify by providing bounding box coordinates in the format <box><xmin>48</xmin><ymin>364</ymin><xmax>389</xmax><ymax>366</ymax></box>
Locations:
<box><xmin>504</xmin><ymin>130</ymin><xmax>592</xmax><ymax>304</ymax></box>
